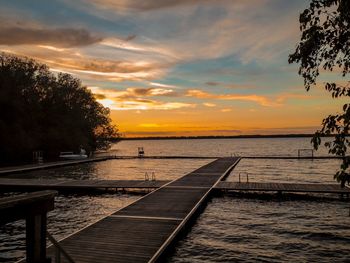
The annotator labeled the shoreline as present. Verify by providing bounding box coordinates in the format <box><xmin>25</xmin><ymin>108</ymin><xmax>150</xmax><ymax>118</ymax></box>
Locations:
<box><xmin>117</xmin><ymin>133</ymin><xmax>334</xmax><ymax>141</ymax></box>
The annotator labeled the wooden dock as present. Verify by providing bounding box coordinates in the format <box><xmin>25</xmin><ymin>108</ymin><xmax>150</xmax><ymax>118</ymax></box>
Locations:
<box><xmin>112</xmin><ymin>155</ymin><xmax>342</xmax><ymax>160</ymax></box>
<box><xmin>215</xmin><ymin>182</ymin><xmax>350</xmax><ymax>194</ymax></box>
<box><xmin>0</xmin><ymin>157</ymin><xmax>109</xmax><ymax>175</ymax></box>
<box><xmin>1</xmin><ymin>179</ymin><xmax>349</xmax><ymax>195</ymax></box>
<box><xmin>0</xmin><ymin>155</ymin><xmax>342</xmax><ymax>176</ymax></box>
<box><xmin>0</xmin><ymin>178</ymin><xmax>169</xmax><ymax>192</ymax></box>
<box><xmin>46</xmin><ymin>157</ymin><xmax>240</xmax><ymax>262</ymax></box>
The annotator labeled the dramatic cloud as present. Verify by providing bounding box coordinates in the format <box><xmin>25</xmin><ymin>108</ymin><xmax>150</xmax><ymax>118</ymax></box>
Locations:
<box><xmin>0</xmin><ymin>26</ymin><xmax>102</xmax><ymax>47</ymax></box>
<box><xmin>99</xmin><ymin>98</ymin><xmax>194</xmax><ymax>111</ymax></box>
<box><xmin>90</xmin><ymin>86</ymin><xmax>171</xmax><ymax>98</ymax></box>
<box><xmin>100</xmin><ymin>37</ymin><xmax>179</xmax><ymax>61</ymax></box>
<box><xmin>50</xmin><ymin>57</ymin><xmax>165</xmax><ymax>81</ymax></box>
<box><xmin>186</xmin><ymin>89</ymin><xmax>278</xmax><ymax>107</ymax></box>
<box><xmin>122</xmin><ymin>87</ymin><xmax>177</xmax><ymax>97</ymax></box>
<box><xmin>149</xmin><ymin>82</ymin><xmax>176</xmax><ymax>88</ymax></box>
<box><xmin>0</xmin><ymin>0</ymin><xmax>337</xmax><ymax>137</ymax></box>
<box><xmin>186</xmin><ymin>90</ymin><xmax>309</xmax><ymax>107</ymax></box>
<box><xmin>89</xmin><ymin>86</ymin><xmax>191</xmax><ymax>110</ymax></box>
<box><xmin>84</xmin><ymin>0</ymin><xmax>226</xmax><ymax>11</ymax></box>
<box><xmin>3</xmin><ymin>45</ymin><xmax>169</xmax><ymax>82</ymax></box>
<box><xmin>203</xmin><ymin>103</ymin><xmax>216</xmax><ymax>107</ymax></box>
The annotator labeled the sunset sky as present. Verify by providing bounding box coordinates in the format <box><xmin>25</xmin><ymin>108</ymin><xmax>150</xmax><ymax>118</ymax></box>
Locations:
<box><xmin>0</xmin><ymin>0</ymin><xmax>347</xmax><ymax>137</ymax></box>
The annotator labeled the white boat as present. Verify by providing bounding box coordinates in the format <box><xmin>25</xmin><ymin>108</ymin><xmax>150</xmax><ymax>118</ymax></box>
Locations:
<box><xmin>59</xmin><ymin>149</ymin><xmax>88</xmax><ymax>160</ymax></box>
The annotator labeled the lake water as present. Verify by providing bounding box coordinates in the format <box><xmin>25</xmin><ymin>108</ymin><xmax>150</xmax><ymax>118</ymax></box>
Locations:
<box><xmin>111</xmin><ymin>137</ymin><xmax>331</xmax><ymax>157</ymax></box>
<box><xmin>1</xmin><ymin>138</ymin><xmax>349</xmax><ymax>262</ymax></box>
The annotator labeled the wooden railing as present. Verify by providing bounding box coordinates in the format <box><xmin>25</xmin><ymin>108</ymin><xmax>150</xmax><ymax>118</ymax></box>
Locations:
<box><xmin>46</xmin><ymin>231</ymin><xmax>75</xmax><ymax>263</ymax></box>
<box><xmin>0</xmin><ymin>190</ymin><xmax>57</xmax><ymax>263</ymax></box>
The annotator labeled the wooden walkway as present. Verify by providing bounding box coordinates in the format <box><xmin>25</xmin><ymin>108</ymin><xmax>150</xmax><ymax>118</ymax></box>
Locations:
<box><xmin>112</xmin><ymin>155</ymin><xmax>342</xmax><ymax>160</ymax></box>
<box><xmin>47</xmin><ymin>157</ymin><xmax>240</xmax><ymax>263</ymax></box>
<box><xmin>215</xmin><ymin>182</ymin><xmax>350</xmax><ymax>194</ymax></box>
<box><xmin>1</xmin><ymin>179</ymin><xmax>348</xmax><ymax>195</ymax></box>
<box><xmin>0</xmin><ymin>179</ymin><xmax>169</xmax><ymax>192</ymax></box>
<box><xmin>0</xmin><ymin>157</ymin><xmax>109</xmax><ymax>175</ymax></box>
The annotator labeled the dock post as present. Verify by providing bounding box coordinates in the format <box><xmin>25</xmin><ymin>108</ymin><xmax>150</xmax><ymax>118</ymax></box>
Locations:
<box><xmin>0</xmin><ymin>191</ymin><xmax>57</xmax><ymax>263</ymax></box>
<box><xmin>26</xmin><ymin>213</ymin><xmax>50</xmax><ymax>263</ymax></box>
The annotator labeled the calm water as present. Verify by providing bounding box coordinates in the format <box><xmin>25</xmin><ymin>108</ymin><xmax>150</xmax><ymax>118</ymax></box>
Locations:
<box><xmin>170</xmin><ymin>197</ymin><xmax>350</xmax><ymax>263</ymax></box>
<box><xmin>1</xmin><ymin>138</ymin><xmax>349</xmax><ymax>262</ymax></box>
<box><xmin>111</xmin><ymin>137</ymin><xmax>331</xmax><ymax>157</ymax></box>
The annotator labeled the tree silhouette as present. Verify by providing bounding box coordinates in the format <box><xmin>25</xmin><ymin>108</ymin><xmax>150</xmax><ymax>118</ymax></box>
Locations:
<box><xmin>0</xmin><ymin>53</ymin><xmax>119</xmax><ymax>164</ymax></box>
<box><xmin>289</xmin><ymin>0</ymin><xmax>349</xmax><ymax>186</ymax></box>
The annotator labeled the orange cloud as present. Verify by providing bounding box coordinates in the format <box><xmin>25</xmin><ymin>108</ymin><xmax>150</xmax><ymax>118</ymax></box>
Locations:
<box><xmin>102</xmin><ymin>99</ymin><xmax>195</xmax><ymax>111</ymax></box>
<box><xmin>1</xmin><ymin>42</ymin><xmax>170</xmax><ymax>82</ymax></box>
<box><xmin>186</xmin><ymin>89</ymin><xmax>309</xmax><ymax>107</ymax></box>
<box><xmin>186</xmin><ymin>89</ymin><xmax>279</xmax><ymax>107</ymax></box>
<box><xmin>91</xmin><ymin>87</ymin><xmax>178</xmax><ymax>98</ymax></box>
<box><xmin>203</xmin><ymin>102</ymin><xmax>216</xmax><ymax>107</ymax></box>
<box><xmin>89</xmin><ymin>86</ymin><xmax>194</xmax><ymax>110</ymax></box>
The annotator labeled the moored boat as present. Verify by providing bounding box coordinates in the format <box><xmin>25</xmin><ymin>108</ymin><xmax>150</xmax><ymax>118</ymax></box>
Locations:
<box><xmin>59</xmin><ymin>149</ymin><xmax>88</xmax><ymax>160</ymax></box>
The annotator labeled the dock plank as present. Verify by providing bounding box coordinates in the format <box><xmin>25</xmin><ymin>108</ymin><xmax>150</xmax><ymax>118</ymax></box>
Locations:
<box><xmin>51</xmin><ymin>217</ymin><xmax>179</xmax><ymax>263</ymax></box>
<box><xmin>116</xmin><ymin>187</ymin><xmax>209</xmax><ymax>219</ymax></box>
<box><xmin>0</xmin><ymin>157</ymin><xmax>110</xmax><ymax>175</ymax></box>
<box><xmin>46</xmin><ymin>157</ymin><xmax>240</xmax><ymax>263</ymax></box>
<box><xmin>215</xmin><ymin>182</ymin><xmax>350</xmax><ymax>194</ymax></box>
<box><xmin>0</xmin><ymin>179</ymin><xmax>169</xmax><ymax>192</ymax></box>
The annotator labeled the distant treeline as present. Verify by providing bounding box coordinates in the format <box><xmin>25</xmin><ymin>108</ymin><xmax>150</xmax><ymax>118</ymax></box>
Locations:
<box><xmin>0</xmin><ymin>53</ymin><xmax>118</xmax><ymax>165</ymax></box>
<box><xmin>118</xmin><ymin>134</ymin><xmax>336</xmax><ymax>141</ymax></box>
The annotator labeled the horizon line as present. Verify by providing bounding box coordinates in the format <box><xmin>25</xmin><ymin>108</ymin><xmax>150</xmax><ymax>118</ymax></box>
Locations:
<box><xmin>116</xmin><ymin>133</ymin><xmax>335</xmax><ymax>140</ymax></box>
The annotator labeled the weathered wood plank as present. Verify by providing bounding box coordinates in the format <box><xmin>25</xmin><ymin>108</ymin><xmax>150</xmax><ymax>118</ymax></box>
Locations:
<box><xmin>0</xmin><ymin>179</ymin><xmax>170</xmax><ymax>192</ymax></box>
<box><xmin>215</xmin><ymin>182</ymin><xmax>350</xmax><ymax>194</ymax></box>
<box><xmin>45</xmin><ymin>157</ymin><xmax>240</xmax><ymax>263</ymax></box>
<box><xmin>0</xmin><ymin>157</ymin><xmax>110</xmax><ymax>175</ymax></box>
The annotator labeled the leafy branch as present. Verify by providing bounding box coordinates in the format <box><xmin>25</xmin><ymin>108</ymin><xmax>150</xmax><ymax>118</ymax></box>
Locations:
<box><xmin>289</xmin><ymin>0</ymin><xmax>349</xmax><ymax>186</ymax></box>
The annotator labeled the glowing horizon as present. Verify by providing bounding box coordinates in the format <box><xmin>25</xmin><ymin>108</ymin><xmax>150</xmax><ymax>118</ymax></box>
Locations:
<box><xmin>0</xmin><ymin>0</ymin><xmax>346</xmax><ymax>137</ymax></box>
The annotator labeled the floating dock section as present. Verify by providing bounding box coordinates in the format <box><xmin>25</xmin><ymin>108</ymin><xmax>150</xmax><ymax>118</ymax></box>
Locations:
<box><xmin>0</xmin><ymin>179</ymin><xmax>169</xmax><ymax>192</ymax></box>
<box><xmin>1</xmin><ymin>179</ymin><xmax>348</xmax><ymax>196</ymax></box>
<box><xmin>1</xmin><ymin>179</ymin><xmax>348</xmax><ymax>195</ymax></box>
<box><xmin>47</xmin><ymin>157</ymin><xmax>240</xmax><ymax>262</ymax></box>
<box><xmin>216</xmin><ymin>182</ymin><xmax>350</xmax><ymax>194</ymax></box>
<box><xmin>0</xmin><ymin>157</ymin><xmax>109</xmax><ymax>175</ymax></box>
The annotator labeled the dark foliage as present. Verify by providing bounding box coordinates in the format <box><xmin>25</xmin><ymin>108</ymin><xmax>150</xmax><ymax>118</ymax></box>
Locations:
<box><xmin>289</xmin><ymin>0</ymin><xmax>349</xmax><ymax>186</ymax></box>
<box><xmin>0</xmin><ymin>53</ymin><xmax>119</xmax><ymax>164</ymax></box>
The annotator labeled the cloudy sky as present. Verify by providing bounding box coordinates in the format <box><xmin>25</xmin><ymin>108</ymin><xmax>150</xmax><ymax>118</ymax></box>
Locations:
<box><xmin>0</xmin><ymin>0</ymin><xmax>346</xmax><ymax>137</ymax></box>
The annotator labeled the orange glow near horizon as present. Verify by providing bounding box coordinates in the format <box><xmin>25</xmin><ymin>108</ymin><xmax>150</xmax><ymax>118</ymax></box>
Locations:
<box><xmin>0</xmin><ymin>1</ymin><xmax>345</xmax><ymax>138</ymax></box>
<box><xmin>109</xmin><ymin>93</ymin><xmax>345</xmax><ymax>137</ymax></box>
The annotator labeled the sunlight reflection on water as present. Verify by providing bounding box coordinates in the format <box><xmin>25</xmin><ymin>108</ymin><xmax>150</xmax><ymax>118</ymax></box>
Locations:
<box><xmin>1</xmin><ymin>138</ymin><xmax>348</xmax><ymax>262</ymax></box>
